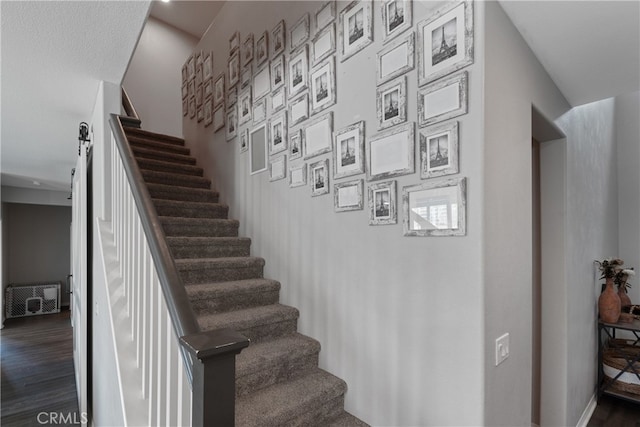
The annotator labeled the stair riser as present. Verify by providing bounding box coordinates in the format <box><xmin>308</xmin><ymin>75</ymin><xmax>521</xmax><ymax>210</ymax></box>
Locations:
<box><xmin>125</xmin><ymin>130</ymin><xmax>185</xmax><ymax>146</ymax></box>
<box><xmin>142</xmin><ymin>171</ymin><xmax>211</xmax><ymax>189</ymax></box>
<box><xmin>190</xmin><ymin>289</ymin><xmax>279</xmax><ymax>314</ymax></box>
<box><xmin>285</xmin><ymin>395</ymin><xmax>345</xmax><ymax>427</ymax></box>
<box><xmin>235</xmin><ymin>319</ymin><xmax>298</xmax><ymax>344</ymax></box>
<box><xmin>136</xmin><ymin>159</ymin><xmax>203</xmax><ymax>177</ymax></box>
<box><xmin>132</xmin><ymin>148</ymin><xmax>196</xmax><ymax>165</ymax></box>
<box><xmin>236</xmin><ymin>353</ymin><xmax>319</xmax><ymax>397</ymax></box>
<box><xmin>179</xmin><ymin>265</ymin><xmax>264</xmax><ymax>284</ymax></box>
<box><xmin>155</xmin><ymin>204</ymin><xmax>228</xmax><ymax>219</ymax></box>
<box><xmin>161</xmin><ymin>223</ymin><xmax>239</xmax><ymax>237</ymax></box>
<box><xmin>169</xmin><ymin>242</ymin><xmax>250</xmax><ymax>259</ymax></box>
<box><xmin>147</xmin><ymin>187</ymin><xmax>219</xmax><ymax>203</ymax></box>
<box><xmin>129</xmin><ymin>139</ymin><xmax>190</xmax><ymax>155</ymax></box>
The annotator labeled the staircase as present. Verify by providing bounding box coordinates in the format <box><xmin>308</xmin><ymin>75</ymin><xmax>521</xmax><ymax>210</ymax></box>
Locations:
<box><xmin>123</xmin><ymin>126</ymin><xmax>367</xmax><ymax>426</ymax></box>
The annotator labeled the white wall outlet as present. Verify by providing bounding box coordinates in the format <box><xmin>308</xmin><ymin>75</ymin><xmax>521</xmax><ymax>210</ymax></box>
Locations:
<box><xmin>495</xmin><ymin>333</ymin><xmax>510</xmax><ymax>366</ymax></box>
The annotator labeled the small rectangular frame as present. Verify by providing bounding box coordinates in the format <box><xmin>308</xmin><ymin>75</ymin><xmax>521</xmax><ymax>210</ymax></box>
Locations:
<box><xmin>271</xmin><ymin>87</ymin><xmax>286</xmax><ymax>113</ymax></box>
<box><xmin>250</xmin><ymin>124</ymin><xmax>268</xmax><ymax>175</ymax></box>
<box><xmin>376</xmin><ymin>31</ymin><xmax>414</xmax><ymax>85</ymax></box>
<box><xmin>238</xmin><ymin>87</ymin><xmax>252</xmax><ymax>125</ymax></box>
<box><xmin>241</xmin><ymin>65</ymin><xmax>252</xmax><ymax>90</ymax></box>
<box><xmin>310</xmin><ymin>158</ymin><xmax>330</xmax><ymax>196</ymax></box>
<box><xmin>253</xmin><ymin>63</ymin><xmax>271</xmax><ymax>101</ymax></box>
<box><xmin>339</xmin><ymin>0</ymin><xmax>373</xmax><ymax>62</ymax></box>
<box><xmin>288</xmin><ymin>46</ymin><xmax>309</xmax><ymax>99</ymax></box>
<box><xmin>203</xmin><ymin>52</ymin><xmax>213</xmax><ymax>79</ymax></box>
<box><xmin>226</xmin><ymin>105</ymin><xmax>238</xmax><ymax>141</ymax></box>
<box><xmin>228</xmin><ymin>52</ymin><xmax>240</xmax><ymax>87</ymax></box>
<box><xmin>335</xmin><ymin>179</ymin><xmax>364</xmax><ymax>212</ymax></box>
<box><xmin>303</xmin><ymin>111</ymin><xmax>333</xmax><ymax>160</ymax></box>
<box><xmin>289</xmin><ymin>163</ymin><xmax>307</xmax><ymax>188</ymax></box>
<box><xmin>214</xmin><ymin>73</ymin><xmax>225</xmax><ymax>107</ymax></box>
<box><xmin>368</xmin><ymin>180</ymin><xmax>397</xmax><ymax>225</ymax></box>
<box><xmin>289</xmin><ymin>92</ymin><xmax>309</xmax><ymax>128</ymax></box>
<box><xmin>367</xmin><ymin>122</ymin><xmax>415</xmax><ymax>181</ymax></box>
<box><xmin>270</xmin><ymin>55</ymin><xmax>286</xmax><ymax>91</ymax></box>
<box><xmin>269</xmin><ymin>112</ymin><xmax>288</xmax><ymax>155</ymax></box>
<box><xmin>269</xmin><ymin>155</ymin><xmax>287</xmax><ymax>181</ymax></box>
<box><xmin>309</xmin><ymin>57</ymin><xmax>336</xmax><ymax>116</ymax></box>
<box><xmin>213</xmin><ymin>105</ymin><xmax>225</xmax><ymax>131</ymax></box>
<box><xmin>242</xmin><ymin>33</ymin><xmax>254</xmax><ymax>68</ymax></box>
<box><xmin>290</xmin><ymin>13</ymin><xmax>310</xmax><ymax>52</ymax></box>
<box><xmin>315</xmin><ymin>1</ymin><xmax>336</xmax><ymax>31</ymax></box>
<box><xmin>311</xmin><ymin>24</ymin><xmax>336</xmax><ymax>66</ymax></box>
<box><xmin>271</xmin><ymin>20</ymin><xmax>286</xmax><ymax>58</ymax></box>
<box><xmin>256</xmin><ymin>31</ymin><xmax>269</xmax><ymax>66</ymax></box>
<box><xmin>252</xmin><ymin>97</ymin><xmax>267</xmax><ymax>125</ymax></box>
<box><xmin>376</xmin><ymin>76</ymin><xmax>407</xmax><ymax>130</ymax></box>
<box><xmin>289</xmin><ymin>128</ymin><xmax>303</xmax><ymax>160</ymax></box>
<box><xmin>240</xmin><ymin>128</ymin><xmax>249</xmax><ymax>152</ymax></box>
<box><xmin>229</xmin><ymin>31</ymin><xmax>241</xmax><ymax>54</ymax></box>
<box><xmin>333</xmin><ymin>120</ymin><xmax>365</xmax><ymax>179</ymax></box>
<box><xmin>381</xmin><ymin>0</ymin><xmax>412</xmax><ymax>43</ymax></box>
<box><xmin>417</xmin><ymin>71</ymin><xmax>468</xmax><ymax>127</ymax></box>
<box><xmin>420</xmin><ymin>121</ymin><xmax>459</xmax><ymax>179</ymax></box>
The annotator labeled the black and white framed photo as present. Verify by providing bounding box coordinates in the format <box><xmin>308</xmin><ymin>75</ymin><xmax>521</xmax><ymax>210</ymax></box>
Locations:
<box><xmin>310</xmin><ymin>57</ymin><xmax>336</xmax><ymax>115</ymax></box>
<box><xmin>271</xmin><ymin>20</ymin><xmax>286</xmax><ymax>58</ymax></box>
<box><xmin>196</xmin><ymin>62</ymin><xmax>203</xmax><ymax>87</ymax></box>
<box><xmin>250</xmin><ymin>124</ymin><xmax>268</xmax><ymax>175</ymax></box>
<box><xmin>339</xmin><ymin>0</ymin><xmax>373</xmax><ymax>62</ymax></box>
<box><xmin>182</xmin><ymin>98</ymin><xmax>188</xmax><ymax>117</ymax></box>
<box><xmin>197</xmin><ymin>105</ymin><xmax>204</xmax><ymax>123</ymax></box>
<box><xmin>289</xmin><ymin>92</ymin><xmax>309</xmax><ymax>127</ymax></box>
<box><xmin>376</xmin><ymin>32</ymin><xmax>414</xmax><ymax>85</ymax></box>
<box><xmin>417</xmin><ymin>71</ymin><xmax>467</xmax><ymax>127</ymax></box>
<box><xmin>241</xmin><ymin>65</ymin><xmax>252</xmax><ymax>90</ymax></box>
<box><xmin>311</xmin><ymin>24</ymin><xmax>336</xmax><ymax>66</ymax></box>
<box><xmin>367</xmin><ymin>122</ymin><xmax>415</xmax><ymax>181</ymax></box>
<box><xmin>402</xmin><ymin>177</ymin><xmax>467</xmax><ymax>236</ymax></box>
<box><xmin>368</xmin><ymin>180</ymin><xmax>397</xmax><ymax>225</ymax></box>
<box><xmin>182</xmin><ymin>63</ymin><xmax>188</xmax><ymax>84</ymax></box>
<box><xmin>289</xmin><ymin>129</ymin><xmax>303</xmax><ymax>160</ymax></box>
<box><xmin>214</xmin><ymin>73</ymin><xmax>225</xmax><ymax>107</ymax></box>
<box><xmin>240</xmin><ymin>128</ymin><xmax>249</xmax><ymax>152</ymax></box>
<box><xmin>271</xmin><ymin>87</ymin><xmax>286</xmax><ymax>113</ymax></box>
<box><xmin>376</xmin><ymin>76</ymin><xmax>406</xmax><ymax>130</ymax></box>
<box><xmin>188</xmin><ymin>97</ymin><xmax>196</xmax><ymax>119</ymax></box>
<box><xmin>288</xmin><ymin>46</ymin><xmax>309</xmax><ymax>98</ymax></box>
<box><xmin>290</xmin><ymin>13</ymin><xmax>310</xmax><ymax>52</ymax></box>
<box><xmin>289</xmin><ymin>163</ymin><xmax>307</xmax><ymax>188</ymax></box>
<box><xmin>228</xmin><ymin>52</ymin><xmax>240</xmax><ymax>87</ymax></box>
<box><xmin>269</xmin><ymin>155</ymin><xmax>287</xmax><ymax>182</ymax></box>
<box><xmin>256</xmin><ymin>31</ymin><xmax>269</xmax><ymax>66</ymax></box>
<box><xmin>315</xmin><ymin>1</ymin><xmax>336</xmax><ymax>31</ymax></box>
<box><xmin>229</xmin><ymin>31</ymin><xmax>241</xmax><ymax>54</ymax></box>
<box><xmin>203</xmin><ymin>53</ymin><xmax>213</xmax><ymax>80</ymax></box>
<box><xmin>242</xmin><ymin>33</ymin><xmax>254</xmax><ymax>67</ymax></box>
<box><xmin>333</xmin><ymin>120</ymin><xmax>365</xmax><ymax>179</ymax></box>
<box><xmin>303</xmin><ymin>111</ymin><xmax>333</xmax><ymax>160</ymax></box>
<box><xmin>196</xmin><ymin>84</ymin><xmax>203</xmax><ymax>107</ymax></box>
<box><xmin>310</xmin><ymin>159</ymin><xmax>330</xmax><ymax>196</ymax></box>
<box><xmin>188</xmin><ymin>80</ymin><xmax>196</xmax><ymax>99</ymax></box>
<box><xmin>213</xmin><ymin>105</ymin><xmax>225</xmax><ymax>131</ymax></box>
<box><xmin>269</xmin><ymin>112</ymin><xmax>288</xmax><ymax>155</ymax></box>
<box><xmin>382</xmin><ymin>0</ymin><xmax>412</xmax><ymax>43</ymax></box>
<box><xmin>417</xmin><ymin>0</ymin><xmax>473</xmax><ymax>86</ymax></box>
<box><xmin>335</xmin><ymin>179</ymin><xmax>363</xmax><ymax>212</ymax></box>
<box><xmin>226</xmin><ymin>106</ymin><xmax>238</xmax><ymax>141</ymax></box>
<box><xmin>253</xmin><ymin>63</ymin><xmax>271</xmax><ymax>101</ymax></box>
<box><xmin>188</xmin><ymin>54</ymin><xmax>195</xmax><ymax>79</ymax></box>
<box><xmin>204</xmin><ymin>79</ymin><xmax>213</xmax><ymax>99</ymax></box>
<box><xmin>182</xmin><ymin>82</ymin><xmax>188</xmax><ymax>99</ymax></box>
<box><xmin>204</xmin><ymin>98</ymin><xmax>213</xmax><ymax>127</ymax></box>
<box><xmin>270</xmin><ymin>55</ymin><xmax>286</xmax><ymax>91</ymax></box>
<box><xmin>227</xmin><ymin>86</ymin><xmax>238</xmax><ymax>106</ymax></box>
<box><xmin>253</xmin><ymin>98</ymin><xmax>267</xmax><ymax>125</ymax></box>
<box><xmin>420</xmin><ymin>121</ymin><xmax>459</xmax><ymax>179</ymax></box>
<box><xmin>239</xmin><ymin>87</ymin><xmax>252</xmax><ymax>125</ymax></box>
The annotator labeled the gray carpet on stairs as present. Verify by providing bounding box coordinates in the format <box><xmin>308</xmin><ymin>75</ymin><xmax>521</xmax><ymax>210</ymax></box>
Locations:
<box><xmin>124</xmin><ymin>127</ymin><xmax>368</xmax><ymax>426</ymax></box>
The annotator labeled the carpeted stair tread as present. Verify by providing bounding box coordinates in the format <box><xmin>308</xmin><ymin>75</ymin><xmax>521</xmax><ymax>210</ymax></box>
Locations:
<box><xmin>141</xmin><ymin>169</ymin><xmax>211</xmax><ymax>189</ymax></box>
<box><xmin>159</xmin><ymin>217</ymin><xmax>239</xmax><ymax>237</ymax></box>
<box><xmin>197</xmin><ymin>303</ymin><xmax>298</xmax><ymax>342</ymax></box>
<box><xmin>131</xmin><ymin>146</ymin><xmax>196</xmax><ymax>165</ymax></box>
<box><xmin>167</xmin><ymin>236</ymin><xmax>251</xmax><ymax>259</ymax></box>
<box><xmin>176</xmin><ymin>256</ymin><xmax>265</xmax><ymax>284</ymax></box>
<box><xmin>327</xmin><ymin>412</ymin><xmax>370</xmax><ymax>426</ymax></box>
<box><xmin>187</xmin><ymin>278</ymin><xmax>280</xmax><ymax>314</ymax></box>
<box><xmin>128</xmin><ymin>135</ymin><xmax>191</xmax><ymax>155</ymax></box>
<box><xmin>136</xmin><ymin>157</ymin><xmax>203</xmax><ymax>176</ymax></box>
<box><xmin>146</xmin><ymin>183</ymin><xmax>219</xmax><ymax>203</ymax></box>
<box><xmin>235</xmin><ymin>369</ymin><xmax>347</xmax><ymax>427</ymax></box>
<box><xmin>152</xmin><ymin>199</ymin><xmax>229</xmax><ymax>219</ymax></box>
<box><xmin>236</xmin><ymin>333</ymin><xmax>321</xmax><ymax>396</ymax></box>
<box><xmin>124</xmin><ymin>127</ymin><xmax>185</xmax><ymax>146</ymax></box>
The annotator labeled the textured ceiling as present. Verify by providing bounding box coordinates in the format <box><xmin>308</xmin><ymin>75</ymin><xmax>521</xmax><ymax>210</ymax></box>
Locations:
<box><xmin>150</xmin><ymin>0</ymin><xmax>225</xmax><ymax>39</ymax></box>
<box><xmin>1</xmin><ymin>0</ymin><xmax>151</xmax><ymax>191</ymax></box>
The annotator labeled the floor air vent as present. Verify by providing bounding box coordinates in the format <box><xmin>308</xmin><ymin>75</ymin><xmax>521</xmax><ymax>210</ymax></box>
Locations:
<box><xmin>5</xmin><ymin>283</ymin><xmax>61</xmax><ymax>318</ymax></box>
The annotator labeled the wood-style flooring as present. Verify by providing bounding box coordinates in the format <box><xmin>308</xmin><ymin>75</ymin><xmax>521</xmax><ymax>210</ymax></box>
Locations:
<box><xmin>1</xmin><ymin>310</ymin><xmax>80</xmax><ymax>426</ymax></box>
<box><xmin>588</xmin><ymin>394</ymin><xmax>640</xmax><ymax>427</ymax></box>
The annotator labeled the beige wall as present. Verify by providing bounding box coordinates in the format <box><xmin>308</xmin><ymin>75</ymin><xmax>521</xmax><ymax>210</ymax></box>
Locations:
<box><xmin>183</xmin><ymin>1</ymin><xmax>485</xmax><ymax>425</ymax></box>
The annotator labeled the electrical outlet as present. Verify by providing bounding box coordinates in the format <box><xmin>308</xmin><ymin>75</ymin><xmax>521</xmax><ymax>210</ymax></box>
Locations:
<box><xmin>495</xmin><ymin>333</ymin><xmax>510</xmax><ymax>366</ymax></box>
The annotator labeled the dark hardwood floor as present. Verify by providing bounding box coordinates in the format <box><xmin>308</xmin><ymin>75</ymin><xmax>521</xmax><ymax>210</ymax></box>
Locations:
<box><xmin>1</xmin><ymin>310</ymin><xmax>80</xmax><ymax>426</ymax></box>
<box><xmin>588</xmin><ymin>394</ymin><xmax>640</xmax><ymax>427</ymax></box>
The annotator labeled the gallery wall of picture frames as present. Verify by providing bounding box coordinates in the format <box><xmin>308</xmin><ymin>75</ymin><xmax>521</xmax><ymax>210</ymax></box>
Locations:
<box><xmin>182</xmin><ymin>0</ymin><xmax>475</xmax><ymax>237</ymax></box>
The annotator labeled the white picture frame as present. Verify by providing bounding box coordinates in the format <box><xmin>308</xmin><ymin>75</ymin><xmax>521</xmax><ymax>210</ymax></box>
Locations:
<box><xmin>289</xmin><ymin>92</ymin><xmax>309</xmax><ymax>127</ymax></box>
<box><xmin>240</xmin><ymin>128</ymin><xmax>249</xmax><ymax>152</ymax></box>
<box><xmin>213</xmin><ymin>105</ymin><xmax>225</xmax><ymax>131</ymax></box>
<box><xmin>203</xmin><ymin>52</ymin><xmax>213</xmax><ymax>79</ymax></box>
<box><xmin>197</xmin><ymin>104</ymin><xmax>204</xmax><ymax>123</ymax></box>
<box><xmin>228</xmin><ymin>52</ymin><xmax>240</xmax><ymax>87</ymax></box>
<box><xmin>252</xmin><ymin>98</ymin><xmax>267</xmax><ymax>125</ymax></box>
<box><xmin>403</xmin><ymin>177</ymin><xmax>467</xmax><ymax>236</ymax></box>
<box><xmin>381</xmin><ymin>0</ymin><xmax>412</xmax><ymax>43</ymax></box>
<box><xmin>417</xmin><ymin>0</ymin><xmax>474</xmax><ymax>86</ymax></box>
<box><xmin>315</xmin><ymin>1</ymin><xmax>336</xmax><ymax>31</ymax></box>
<box><xmin>242</xmin><ymin>33</ymin><xmax>254</xmax><ymax>68</ymax></box>
<box><xmin>288</xmin><ymin>46</ymin><xmax>309</xmax><ymax>98</ymax></box>
<box><xmin>311</xmin><ymin>24</ymin><xmax>336</xmax><ymax>66</ymax></box>
<box><xmin>289</xmin><ymin>163</ymin><xmax>307</xmax><ymax>188</ymax></box>
<box><xmin>367</xmin><ymin>122</ymin><xmax>415</xmax><ymax>181</ymax></box>
<box><xmin>204</xmin><ymin>98</ymin><xmax>213</xmax><ymax>127</ymax></box>
<box><xmin>214</xmin><ymin>73</ymin><xmax>225</xmax><ymax>107</ymax></box>
<box><xmin>290</xmin><ymin>13</ymin><xmax>310</xmax><ymax>52</ymax></box>
<box><xmin>289</xmin><ymin>129</ymin><xmax>303</xmax><ymax>160</ymax></box>
<box><xmin>188</xmin><ymin>97</ymin><xmax>196</xmax><ymax>119</ymax></box>
<box><xmin>227</xmin><ymin>86</ymin><xmax>237</xmax><ymax>106</ymax></box>
<box><xmin>240</xmin><ymin>65</ymin><xmax>252</xmax><ymax>90</ymax></box>
<box><xmin>335</xmin><ymin>179</ymin><xmax>364</xmax><ymax>212</ymax></box>
<box><xmin>204</xmin><ymin>78</ymin><xmax>213</xmax><ymax>99</ymax></box>
<box><xmin>310</xmin><ymin>57</ymin><xmax>336</xmax><ymax>116</ymax></box>
<box><xmin>229</xmin><ymin>31</ymin><xmax>241</xmax><ymax>54</ymax></box>
<box><xmin>339</xmin><ymin>0</ymin><xmax>373</xmax><ymax>62</ymax></box>
<box><xmin>333</xmin><ymin>120</ymin><xmax>365</xmax><ymax>180</ymax></box>
<box><xmin>376</xmin><ymin>31</ymin><xmax>414</xmax><ymax>85</ymax></box>
<box><xmin>182</xmin><ymin>98</ymin><xmax>188</xmax><ymax>117</ymax></box>
<box><xmin>417</xmin><ymin>71</ymin><xmax>468</xmax><ymax>127</ymax></box>
<box><xmin>271</xmin><ymin>20</ymin><xmax>286</xmax><ymax>58</ymax></box>
<box><xmin>226</xmin><ymin>105</ymin><xmax>238</xmax><ymax>141</ymax></box>
<box><xmin>187</xmin><ymin>54</ymin><xmax>195</xmax><ymax>79</ymax></box>
<box><xmin>269</xmin><ymin>155</ymin><xmax>287</xmax><ymax>182</ymax></box>
<box><xmin>376</xmin><ymin>76</ymin><xmax>407</xmax><ymax>130</ymax></box>
<box><xmin>310</xmin><ymin>158</ymin><xmax>330</xmax><ymax>196</ymax></box>
<box><xmin>250</xmin><ymin>124</ymin><xmax>269</xmax><ymax>175</ymax></box>
<box><xmin>269</xmin><ymin>112</ymin><xmax>288</xmax><ymax>155</ymax></box>
<box><xmin>420</xmin><ymin>121</ymin><xmax>459</xmax><ymax>179</ymax></box>
<box><xmin>271</xmin><ymin>87</ymin><xmax>286</xmax><ymax>113</ymax></box>
<box><xmin>270</xmin><ymin>55</ymin><xmax>286</xmax><ymax>91</ymax></box>
<box><xmin>256</xmin><ymin>31</ymin><xmax>269</xmax><ymax>66</ymax></box>
<box><xmin>368</xmin><ymin>180</ymin><xmax>397</xmax><ymax>225</ymax></box>
<box><xmin>253</xmin><ymin>63</ymin><xmax>271</xmax><ymax>101</ymax></box>
<box><xmin>238</xmin><ymin>87</ymin><xmax>252</xmax><ymax>125</ymax></box>
<box><xmin>303</xmin><ymin>111</ymin><xmax>333</xmax><ymax>160</ymax></box>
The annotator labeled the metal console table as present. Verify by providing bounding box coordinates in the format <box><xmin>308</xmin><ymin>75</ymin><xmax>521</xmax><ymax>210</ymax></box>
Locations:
<box><xmin>598</xmin><ymin>319</ymin><xmax>640</xmax><ymax>404</ymax></box>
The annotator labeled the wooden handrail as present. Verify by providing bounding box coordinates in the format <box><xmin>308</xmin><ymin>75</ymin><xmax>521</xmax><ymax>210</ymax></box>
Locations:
<box><xmin>121</xmin><ymin>87</ymin><xmax>139</xmax><ymax>121</ymax></box>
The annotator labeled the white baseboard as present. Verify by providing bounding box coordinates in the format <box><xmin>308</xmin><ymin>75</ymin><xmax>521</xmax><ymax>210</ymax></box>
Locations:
<box><xmin>576</xmin><ymin>393</ymin><xmax>597</xmax><ymax>427</ymax></box>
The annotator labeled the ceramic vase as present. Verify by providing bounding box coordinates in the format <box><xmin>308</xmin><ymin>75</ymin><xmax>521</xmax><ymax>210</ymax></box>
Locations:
<box><xmin>599</xmin><ymin>277</ymin><xmax>621</xmax><ymax>323</ymax></box>
<box><xmin>618</xmin><ymin>282</ymin><xmax>632</xmax><ymax>307</ymax></box>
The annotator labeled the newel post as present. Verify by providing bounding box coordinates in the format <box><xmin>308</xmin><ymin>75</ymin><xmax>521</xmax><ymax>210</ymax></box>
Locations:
<box><xmin>181</xmin><ymin>329</ymin><xmax>250</xmax><ymax>427</ymax></box>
